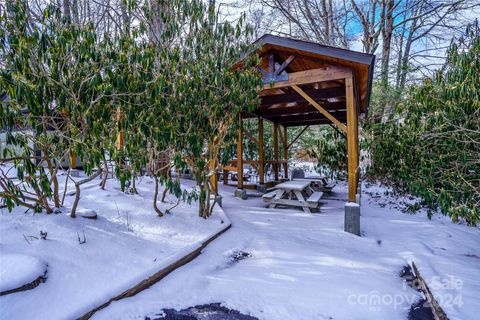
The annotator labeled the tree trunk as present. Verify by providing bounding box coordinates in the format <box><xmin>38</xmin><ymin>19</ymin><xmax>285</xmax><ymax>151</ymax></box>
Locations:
<box><xmin>61</xmin><ymin>168</ymin><xmax>70</xmax><ymax>206</ymax></box>
<box><xmin>121</xmin><ymin>0</ymin><xmax>130</xmax><ymax>35</ymax></box>
<box><xmin>398</xmin><ymin>17</ymin><xmax>417</xmax><ymax>92</ymax></box>
<box><xmin>62</xmin><ymin>0</ymin><xmax>71</xmax><ymax>24</ymax></box>
<box><xmin>71</xmin><ymin>0</ymin><xmax>79</xmax><ymax>25</ymax></box>
<box><xmin>380</xmin><ymin>0</ymin><xmax>394</xmax><ymax>89</ymax></box>
<box><xmin>153</xmin><ymin>176</ymin><xmax>164</xmax><ymax>216</ymax></box>
<box><xmin>130</xmin><ymin>171</ymin><xmax>138</xmax><ymax>194</ymax></box>
<box><xmin>44</xmin><ymin>155</ymin><xmax>60</xmax><ymax>208</ymax></box>
<box><xmin>148</xmin><ymin>0</ymin><xmax>167</xmax><ymax>46</ymax></box>
<box><xmin>100</xmin><ymin>156</ymin><xmax>109</xmax><ymax>190</ymax></box>
<box><xmin>70</xmin><ymin>169</ymin><xmax>102</xmax><ymax>218</ymax></box>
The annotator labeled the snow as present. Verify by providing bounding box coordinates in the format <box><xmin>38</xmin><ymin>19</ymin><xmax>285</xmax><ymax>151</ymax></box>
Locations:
<box><xmin>345</xmin><ymin>201</ymin><xmax>360</xmax><ymax>207</ymax></box>
<box><xmin>0</xmin><ymin>254</ymin><xmax>46</xmax><ymax>293</ymax></box>
<box><xmin>0</xmin><ymin>172</ymin><xmax>228</xmax><ymax>320</ymax></box>
<box><xmin>274</xmin><ymin>180</ymin><xmax>311</xmax><ymax>191</ymax></box>
<box><xmin>92</xmin><ymin>181</ymin><xmax>479</xmax><ymax>320</ymax></box>
<box><xmin>1</xmin><ymin>166</ymin><xmax>478</xmax><ymax>320</ymax></box>
<box><xmin>76</xmin><ymin>208</ymin><xmax>98</xmax><ymax>219</ymax></box>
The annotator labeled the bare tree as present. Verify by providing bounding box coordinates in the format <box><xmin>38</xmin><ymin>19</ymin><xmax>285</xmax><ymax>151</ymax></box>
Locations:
<box><xmin>350</xmin><ymin>0</ymin><xmax>383</xmax><ymax>54</ymax></box>
<box><xmin>392</xmin><ymin>0</ymin><xmax>479</xmax><ymax>91</ymax></box>
<box><xmin>256</xmin><ymin>0</ymin><xmax>350</xmax><ymax>47</ymax></box>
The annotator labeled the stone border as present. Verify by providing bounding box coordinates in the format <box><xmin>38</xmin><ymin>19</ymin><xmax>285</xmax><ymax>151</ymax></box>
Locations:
<box><xmin>411</xmin><ymin>261</ymin><xmax>449</xmax><ymax>320</ymax></box>
<box><xmin>78</xmin><ymin>223</ymin><xmax>232</xmax><ymax>320</ymax></box>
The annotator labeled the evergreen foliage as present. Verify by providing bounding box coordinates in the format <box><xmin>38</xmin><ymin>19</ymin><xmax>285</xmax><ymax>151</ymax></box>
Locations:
<box><xmin>297</xmin><ymin>126</ymin><xmax>347</xmax><ymax>180</ymax></box>
<box><xmin>366</xmin><ymin>22</ymin><xmax>480</xmax><ymax>225</ymax></box>
<box><xmin>0</xmin><ymin>0</ymin><xmax>261</xmax><ymax>218</ymax></box>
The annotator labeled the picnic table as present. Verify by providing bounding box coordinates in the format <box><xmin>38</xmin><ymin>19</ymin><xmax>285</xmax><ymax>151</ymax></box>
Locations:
<box><xmin>293</xmin><ymin>177</ymin><xmax>336</xmax><ymax>192</ymax></box>
<box><xmin>262</xmin><ymin>180</ymin><xmax>323</xmax><ymax>213</ymax></box>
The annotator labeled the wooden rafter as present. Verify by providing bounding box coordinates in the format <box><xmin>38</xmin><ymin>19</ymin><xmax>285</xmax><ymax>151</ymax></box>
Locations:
<box><xmin>291</xmin><ymin>85</ymin><xmax>347</xmax><ymax>132</ymax></box>
<box><xmin>258</xmin><ymin>53</ymin><xmax>294</xmax><ymax>84</ymax></box>
<box><xmin>274</xmin><ymin>55</ymin><xmax>295</xmax><ymax>75</ymax></box>
<box><xmin>256</xmin><ymin>66</ymin><xmax>269</xmax><ymax>77</ymax></box>
<box><xmin>269</xmin><ymin>53</ymin><xmax>274</xmax><ymax>73</ymax></box>
<box><xmin>279</xmin><ymin>116</ymin><xmax>347</xmax><ymax>127</ymax></box>
<box><xmin>263</xmin><ymin>66</ymin><xmax>352</xmax><ymax>90</ymax></box>
<box><xmin>283</xmin><ymin>118</ymin><xmax>339</xmax><ymax>127</ymax></box>
<box><xmin>267</xmin><ymin>110</ymin><xmax>346</xmax><ymax>124</ymax></box>
<box><xmin>258</xmin><ymin>102</ymin><xmax>345</xmax><ymax>117</ymax></box>
<box><xmin>261</xmin><ymin>86</ymin><xmax>345</xmax><ymax>107</ymax></box>
<box><xmin>242</xmin><ymin>103</ymin><xmax>346</xmax><ymax>120</ymax></box>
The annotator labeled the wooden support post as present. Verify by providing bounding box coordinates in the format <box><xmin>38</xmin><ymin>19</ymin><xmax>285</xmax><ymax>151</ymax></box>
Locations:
<box><xmin>346</xmin><ymin>77</ymin><xmax>359</xmax><ymax>202</ymax></box>
<box><xmin>273</xmin><ymin>123</ymin><xmax>279</xmax><ymax>181</ymax></box>
<box><xmin>115</xmin><ymin>107</ymin><xmax>124</xmax><ymax>151</ymax></box>
<box><xmin>283</xmin><ymin>126</ymin><xmax>288</xmax><ymax>179</ymax></box>
<box><xmin>115</xmin><ymin>107</ymin><xmax>125</xmax><ymax>169</ymax></box>
<box><xmin>237</xmin><ymin>114</ymin><xmax>244</xmax><ymax>189</ymax></box>
<box><xmin>116</xmin><ymin>131</ymin><xmax>125</xmax><ymax>151</ymax></box>
<box><xmin>208</xmin><ymin>143</ymin><xmax>218</xmax><ymax>195</ymax></box>
<box><xmin>223</xmin><ymin>169</ymin><xmax>229</xmax><ymax>184</ymax></box>
<box><xmin>69</xmin><ymin>150</ymin><xmax>77</xmax><ymax>169</ymax></box>
<box><xmin>258</xmin><ymin>117</ymin><xmax>265</xmax><ymax>185</ymax></box>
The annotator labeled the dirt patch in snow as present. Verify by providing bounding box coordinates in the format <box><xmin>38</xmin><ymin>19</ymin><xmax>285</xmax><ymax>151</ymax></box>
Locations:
<box><xmin>217</xmin><ymin>250</ymin><xmax>252</xmax><ymax>270</ymax></box>
<box><xmin>399</xmin><ymin>265</ymin><xmax>433</xmax><ymax>320</ymax></box>
<box><xmin>229</xmin><ymin>250</ymin><xmax>251</xmax><ymax>264</ymax></box>
<box><xmin>408</xmin><ymin>299</ymin><xmax>434</xmax><ymax>320</ymax></box>
<box><xmin>146</xmin><ymin>303</ymin><xmax>258</xmax><ymax>320</ymax></box>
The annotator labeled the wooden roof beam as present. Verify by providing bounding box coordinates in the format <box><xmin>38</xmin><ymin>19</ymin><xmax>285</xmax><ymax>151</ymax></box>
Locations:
<box><xmin>262</xmin><ymin>66</ymin><xmax>352</xmax><ymax>90</ymax></box>
<box><xmin>282</xmin><ymin>117</ymin><xmax>347</xmax><ymax>127</ymax></box>
<box><xmin>257</xmin><ymin>102</ymin><xmax>345</xmax><ymax>117</ymax></box>
<box><xmin>274</xmin><ymin>55</ymin><xmax>295</xmax><ymax>75</ymax></box>
<box><xmin>258</xmin><ymin>53</ymin><xmax>295</xmax><ymax>83</ymax></box>
<box><xmin>268</xmin><ymin>111</ymin><xmax>346</xmax><ymax>124</ymax></box>
<box><xmin>260</xmin><ymin>86</ymin><xmax>345</xmax><ymax>107</ymax></box>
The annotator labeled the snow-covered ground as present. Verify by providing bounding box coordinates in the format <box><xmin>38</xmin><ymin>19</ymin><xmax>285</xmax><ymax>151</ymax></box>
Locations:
<box><xmin>0</xmin><ymin>254</ymin><xmax>47</xmax><ymax>293</ymax></box>
<box><xmin>91</xmin><ymin>181</ymin><xmax>479</xmax><ymax>320</ymax></box>
<box><xmin>1</xmin><ymin>170</ymin><xmax>478</xmax><ymax>320</ymax></box>
<box><xmin>0</xmin><ymin>172</ymin><xmax>228</xmax><ymax>320</ymax></box>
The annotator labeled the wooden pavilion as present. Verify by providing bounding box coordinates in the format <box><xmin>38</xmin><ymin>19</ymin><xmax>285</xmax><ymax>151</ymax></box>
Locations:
<box><xmin>223</xmin><ymin>35</ymin><xmax>375</xmax><ymax>203</ymax></box>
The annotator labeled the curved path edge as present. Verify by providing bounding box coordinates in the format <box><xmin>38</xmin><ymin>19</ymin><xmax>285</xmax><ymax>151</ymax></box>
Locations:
<box><xmin>0</xmin><ymin>272</ymin><xmax>47</xmax><ymax>297</ymax></box>
<box><xmin>78</xmin><ymin>222</ymin><xmax>232</xmax><ymax>320</ymax></box>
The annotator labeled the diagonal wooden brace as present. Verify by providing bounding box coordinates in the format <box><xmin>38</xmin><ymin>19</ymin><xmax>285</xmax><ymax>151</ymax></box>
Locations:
<box><xmin>291</xmin><ymin>85</ymin><xmax>347</xmax><ymax>133</ymax></box>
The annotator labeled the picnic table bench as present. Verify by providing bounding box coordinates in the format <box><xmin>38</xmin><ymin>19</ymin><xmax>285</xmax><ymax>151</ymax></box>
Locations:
<box><xmin>262</xmin><ymin>180</ymin><xmax>323</xmax><ymax>213</ymax></box>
